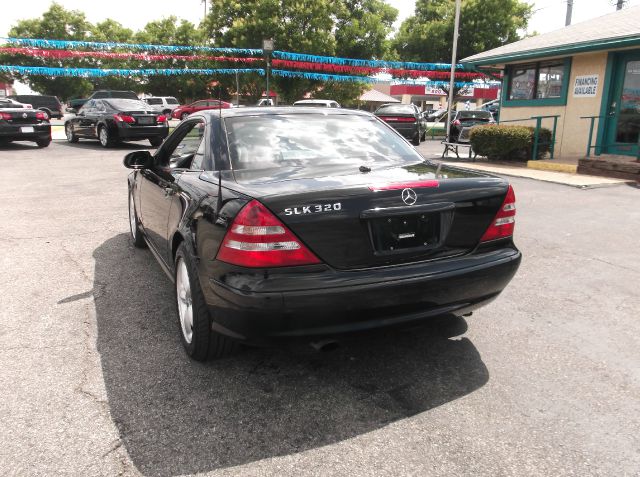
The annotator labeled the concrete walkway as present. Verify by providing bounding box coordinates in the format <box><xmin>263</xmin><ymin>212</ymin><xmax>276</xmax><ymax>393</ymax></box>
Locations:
<box><xmin>416</xmin><ymin>140</ymin><xmax>634</xmax><ymax>189</ymax></box>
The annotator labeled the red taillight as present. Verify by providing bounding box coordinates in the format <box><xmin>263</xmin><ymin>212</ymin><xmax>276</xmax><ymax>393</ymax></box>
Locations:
<box><xmin>157</xmin><ymin>115</ymin><xmax>167</xmax><ymax>123</ymax></box>
<box><xmin>369</xmin><ymin>180</ymin><xmax>439</xmax><ymax>191</ymax></box>
<box><xmin>35</xmin><ymin>111</ymin><xmax>47</xmax><ymax>120</ymax></box>
<box><xmin>114</xmin><ymin>113</ymin><xmax>135</xmax><ymax>123</ymax></box>
<box><xmin>480</xmin><ymin>185</ymin><xmax>516</xmax><ymax>242</ymax></box>
<box><xmin>217</xmin><ymin>200</ymin><xmax>321</xmax><ymax>268</ymax></box>
<box><xmin>0</xmin><ymin>112</ymin><xmax>11</xmax><ymax>120</ymax></box>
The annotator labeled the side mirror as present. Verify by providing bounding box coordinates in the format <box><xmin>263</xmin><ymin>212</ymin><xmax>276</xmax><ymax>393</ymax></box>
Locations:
<box><xmin>66</xmin><ymin>108</ymin><xmax>77</xmax><ymax>114</ymax></box>
<box><xmin>123</xmin><ymin>150</ymin><xmax>153</xmax><ymax>169</ymax></box>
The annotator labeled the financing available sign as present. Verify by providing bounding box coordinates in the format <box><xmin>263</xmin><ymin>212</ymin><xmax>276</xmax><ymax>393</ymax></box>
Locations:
<box><xmin>573</xmin><ymin>74</ymin><xmax>599</xmax><ymax>97</ymax></box>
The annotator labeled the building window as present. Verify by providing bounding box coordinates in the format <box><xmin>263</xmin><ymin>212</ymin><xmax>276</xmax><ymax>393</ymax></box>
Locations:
<box><xmin>504</xmin><ymin>58</ymin><xmax>570</xmax><ymax>106</ymax></box>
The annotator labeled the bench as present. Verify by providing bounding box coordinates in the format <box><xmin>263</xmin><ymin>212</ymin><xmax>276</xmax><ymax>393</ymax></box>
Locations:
<box><xmin>441</xmin><ymin>141</ymin><xmax>477</xmax><ymax>161</ymax></box>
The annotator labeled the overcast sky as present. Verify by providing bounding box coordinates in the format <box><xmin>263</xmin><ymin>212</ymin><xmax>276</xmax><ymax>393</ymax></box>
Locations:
<box><xmin>1</xmin><ymin>0</ymin><xmax>639</xmax><ymax>40</ymax></box>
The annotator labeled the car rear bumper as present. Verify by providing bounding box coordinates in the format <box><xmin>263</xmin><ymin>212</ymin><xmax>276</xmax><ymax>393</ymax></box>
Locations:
<box><xmin>116</xmin><ymin>125</ymin><xmax>169</xmax><ymax>139</ymax></box>
<box><xmin>0</xmin><ymin>124</ymin><xmax>51</xmax><ymax>141</ymax></box>
<box><xmin>202</xmin><ymin>246</ymin><xmax>521</xmax><ymax>343</ymax></box>
<box><xmin>385</xmin><ymin>123</ymin><xmax>420</xmax><ymax>139</ymax></box>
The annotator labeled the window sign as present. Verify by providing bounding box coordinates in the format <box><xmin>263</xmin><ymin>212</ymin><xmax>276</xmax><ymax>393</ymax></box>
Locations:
<box><xmin>573</xmin><ymin>74</ymin><xmax>599</xmax><ymax>97</ymax></box>
<box><xmin>509</xmin><ymin>66</ymin><xmax>536</xmax><ymax>100</ymax></box>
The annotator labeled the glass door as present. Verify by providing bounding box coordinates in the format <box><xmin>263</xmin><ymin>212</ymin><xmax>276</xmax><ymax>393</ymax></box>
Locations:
<box><xmin>605</xmin><ymin>52</ymin><xmax>640</xmax><ymax>155</ymax></box>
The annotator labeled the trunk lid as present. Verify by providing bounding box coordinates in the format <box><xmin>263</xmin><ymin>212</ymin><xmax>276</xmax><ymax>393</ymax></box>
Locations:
<box><xmin>215</xmin><ymin>162</ymin><xmax>509</xmax><ymax>270</ymax></box>
<box><xmin>0</xmin><ymin>109</ymin><xmax>42</xmax><ymax>124</ymax></box>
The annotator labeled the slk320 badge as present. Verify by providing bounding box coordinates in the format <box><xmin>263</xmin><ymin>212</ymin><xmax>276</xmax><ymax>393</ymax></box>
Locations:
<box><xmin>284</xmin><ymin>203</ymin><xmax>342</xmax><ymax>215</ymax></box>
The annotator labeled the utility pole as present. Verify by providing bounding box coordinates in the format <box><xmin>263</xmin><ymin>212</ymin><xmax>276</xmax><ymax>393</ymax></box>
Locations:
<box><xmin>565</xmin><ymin>0</ymin><xmax>573</xmax><ymax>26</ymax></box>
<box><xmin>262</xmin><ymin>39</ymin><xmax>274</xmax><ymax>104</ymax></box>
<box><xmin>445</xmin><ymin>0</ymin><xmax>461</xmax><ymax>142</ymax></box>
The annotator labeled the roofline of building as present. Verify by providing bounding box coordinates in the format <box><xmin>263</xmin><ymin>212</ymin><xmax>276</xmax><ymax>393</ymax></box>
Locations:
<box><xmin>462</xmin><ymin>35</ymin><xmax>640</xmax><ymax>67</ymax></box>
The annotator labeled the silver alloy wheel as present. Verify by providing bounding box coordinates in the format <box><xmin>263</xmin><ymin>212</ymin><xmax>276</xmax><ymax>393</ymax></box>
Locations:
<box><xmin>128</xmin><ymin>192</ymin><xmax>137</xmax><ymax>240</ymax></box>
<box><xmin>99</xmin><ymin>127</ymin><xmax>108</xmax><ymax>146</ymax></box>
<box><xmin>65</xmin><ymin>124</ymin><xmax>73</xmax><ymax>141</ymax></box>
<box><xmin>176</xmin><ymin>258</ymin><xmax>194</xmax><ymax>344</ymax></box>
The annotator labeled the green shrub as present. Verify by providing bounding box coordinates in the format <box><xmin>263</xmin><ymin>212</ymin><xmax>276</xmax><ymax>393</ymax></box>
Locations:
<box><xmin>470</xmin><ymin>125</ymin><xmax>552</xmax><ymax>161</ymax></box>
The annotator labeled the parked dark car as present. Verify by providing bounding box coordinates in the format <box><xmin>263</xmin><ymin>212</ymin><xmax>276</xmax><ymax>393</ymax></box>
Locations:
<box><xmin>124</xmin><ymin>107</ymin><xmax>521</xmax><ymax>360</ymax></box>
<box><xmin>88</xmin><ymin>90</ymin><xmax>139</xmax><ymax>101</ymax></box>
<box><xmin>374</xmin><ymin>103</ymin><xmax>427</xmax><ymax>145</ymax></box>
<box><xmin>65</xmin><ymin>98</ymin><xmax>169</xmax><ymax>147</ymax></box>
<box><xmin>8</xmin><ymin>94</ymin><xmax>63</xmax><ymax>119</ymax></box>
<box><xmin>67</xmin><ymin>98</ymin><xmax>88</xmax><ymax>111</ymax></box>
<box><xmin>450</xmin><ymin>110</ymin><xmax>495</xmax><ymax>143</ymax></box>
<box><xmin>171</xmin><ymin>99</ymin><xmax>233</xmax><ymax>120</ymax></box>
<box><xmin>0</xmin><ymin>102</ymin><xmax>51</xmax><ymax>147</ymax></box>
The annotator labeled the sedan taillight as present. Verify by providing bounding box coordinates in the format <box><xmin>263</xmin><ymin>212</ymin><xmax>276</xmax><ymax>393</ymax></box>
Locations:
<box><xmin>217</xmin><ymin>200</ymin><xmax>321</xmax><ymax>268</ymax></box>
<box><xmin>114</xmin><ymin>113</ymin><xmax>135</xmax><ymax>123</ymax></box>
<box><xmin>157</xmin><ymin>115</ymin><xmax>167</xmax><ymax>123</ymax></box>
<box><xmin>35</xmin><ymin>111</ymin><xmax>47</xmax><ymax>120</ymax></box>
<box><xmin>0</xmin><ymin>112</ymin><xmax>11</xmax><ymax>120</ymax></box>
<box><xmin>453</xmin><ymin>119</ymin><xmax>461</xmax><ymax>126</ymax></box>
<box><xmin>480</xmin><ymin>185</ymin><xmax>516</xmax><ymax>242</ymax></box>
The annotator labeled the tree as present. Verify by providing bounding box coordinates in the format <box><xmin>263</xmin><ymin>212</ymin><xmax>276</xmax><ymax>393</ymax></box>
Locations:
<box><xmin>134</xmin><ymin>17</ymin><xmax>211</xmax><ymax>102</ymax></box>
<box><xmin>1</xmin><ymin>2</ymin><xmax>94</xmax><ymax>100</ymax></box>
<box><xmin>393</xmin><ymin>0</ymin><xmax>531</xmax><ymax>63</ymax></box>
<box><xmin>392</xmin><ymin>0</ymin><xmax>531</xmax><ymax>101</ymax></box>
<box><xmin>203</xmin><ymin>0</ymin><xmax>397</xmax><ymax>103</ymax></box>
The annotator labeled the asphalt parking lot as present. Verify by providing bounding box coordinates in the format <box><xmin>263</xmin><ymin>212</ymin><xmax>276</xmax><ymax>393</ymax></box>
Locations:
<box><xmin>1</xmin><ymin>139</ymin><xmax>639</xmax><ymax>476</ymax></box>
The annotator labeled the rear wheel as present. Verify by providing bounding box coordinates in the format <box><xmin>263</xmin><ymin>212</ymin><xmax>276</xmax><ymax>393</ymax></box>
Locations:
<box><xmin>98</xmin><ymin>125</ymin><xmax>114</xmax><ymax>148</ymax></box>
<box><xmin>35</xmin><ymin>138</ymin><xmax>51</xmax><ymax>148</ymax></box>
<box><xmin>180</xmin><ymin>112</ymin><xmax>189</xmax><ymax>120</ymax></box>
<box><xmin>128</xmin><ymin>189</ymin><xmax>146</xmax><ymax>248</ymax></box>
<box><xmin>175</xmin><ymin>243</ymin><xmax>237</xmax><ymax>361</ymax></box>
<box><xmin>65</xmin><ymin>123</ymin><xmax>78</xmax><ymax>143</ymax></box>
<box><xmin>149</xmin><ymin>136</ymin><xmax>164</xmax><ymax>147</ymax></box>
<box><xmin>162</xmin><ymin>109</ymin><xmax>172</xmax><ymax>116</ymax></box>
<box><xmin>412</xmin><ymin>133</ymin><xmax>421</xmax><ymax>146</ymax></box>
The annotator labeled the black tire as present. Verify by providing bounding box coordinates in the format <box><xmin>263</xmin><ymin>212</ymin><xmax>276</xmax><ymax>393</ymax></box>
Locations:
<box><xmin>0</xmin><ymin>139</ymin><xmax>9</xmax><ymax>147</ymax></box>
<box><xmin>175</xmin><ymin>243</ymin><xmax>237</xmax><ymax>361</ymax></box>
<box><xmin>98</xmin><ymin>125</ymin><xmax>115</xmax><ymax>148</ymax></box>
<box><xmin>180</xmin><ymin>112</ymin><xmax>189</xmax><ymax>121</ymax></box>
<box><xmin>35</xmin><ymin>138</ymin><xmax>51</xmax><ymax>148</ymax></box>
<box><xmin>149</xmin><ymin>136</ymin><xmax>164</xmax><ymax>147</ymax></box>
<box><xmin>412</xmin><ymin>133</ymin><xmax>421</xmax><ymax>146</ymax></box>
<box><xmin>65</xmin><ymin>123</ymin><xmax>78</xmax><ymax>143</ymax></box>
<box><xmin>162</xmin><ymin>109</ymin><xmax>172</xmax><ymax>116</ymax></box>
<box><xmin>128</xmin><ymin>188</ymin><xmax>147</xmax><ymax>249</ymax></box>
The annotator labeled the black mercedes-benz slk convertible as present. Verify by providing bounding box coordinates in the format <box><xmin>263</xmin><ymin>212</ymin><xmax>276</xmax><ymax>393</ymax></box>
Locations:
<box><xmin>125</xmin><ymin>107</ymin><xmax>521</xmax><ymax>360</ymax></box>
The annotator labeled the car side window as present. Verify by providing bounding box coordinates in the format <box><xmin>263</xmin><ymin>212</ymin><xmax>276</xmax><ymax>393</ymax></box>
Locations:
<box><xmin>166</xmin><ymin>119</ymin><xmax>206</xmax><ymax>168</ymax></box>
<box><xmin>194</xmin><ymin>101</ymin><xmax>206</xmax><ymax>107</ymax></box>
<box><xmin>79</xmin><ymin>100</ymin><xmax>95</xmax><ymax>114</ymax></box>
<box><xmin>191</xmin><ymin>135</ymin><xmax>206</xmax><ymax>170</ymax></box>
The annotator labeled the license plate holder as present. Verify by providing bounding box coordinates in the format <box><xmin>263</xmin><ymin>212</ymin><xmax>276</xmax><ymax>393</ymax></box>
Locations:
<box><xmin>136</xmin><ymin>116</ymin><xmax>154</xmax><ymax>125</ymax></box>
<box><xmin>368</xmin><ymin>212</ymin><xmax>441</xmax><ymax>254</ymax></box>
<box><xmin>20</xmin><ymin>126</ymin><xmax>35</xmax><ymax>133</ymax></box>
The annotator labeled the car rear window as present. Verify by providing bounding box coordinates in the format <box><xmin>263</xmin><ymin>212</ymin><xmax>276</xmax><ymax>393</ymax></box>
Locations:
<box><xmin>376</xmin><ymin>105</ymin><xmax>415</xmax><ymax>115</ymax></box>
<box><xmin>458</xmin><ymin>111</ymin><xmax>492</xmax><ymax>120</ymax></box>
<box><xmin>225</xmin><ymin>113</ymin><xmax>423</xmax><ymax>180</ymax></box>
<box><xmin>105</xmin><ymin>99</ymin><xmax>152</xmax><ymax>110</ymax></box>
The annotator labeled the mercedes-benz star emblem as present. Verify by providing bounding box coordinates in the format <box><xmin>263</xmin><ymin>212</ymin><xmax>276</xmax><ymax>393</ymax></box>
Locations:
<box><xmin>22</xmin><ymin>113</ymin><xmax>27</xmax><ymax>118</ymax></box>
<box><xmin>401</xmin><ymin>188</ymin><xmax>417</xmax><ymax>205</ymax></box>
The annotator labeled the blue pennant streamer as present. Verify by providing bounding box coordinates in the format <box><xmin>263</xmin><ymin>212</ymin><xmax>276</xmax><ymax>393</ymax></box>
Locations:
<box><xmin>271</xmin><ymin>69</ymin><xmax>477</xmax><ymax>88</ymax></box>
<box><xmin>0</xmin><ymin>37</ymin><xmax>262</xmax><ymax>55</ymax></box>
<box><xmin>0</xmin><ymin>65</ymin><xmax>265</xmax><ymax>77</ymax></box>
<box><xmin>272</xmin><ymin>51</ymin><xmax>469</xmax><ymax>71</ymax></box>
